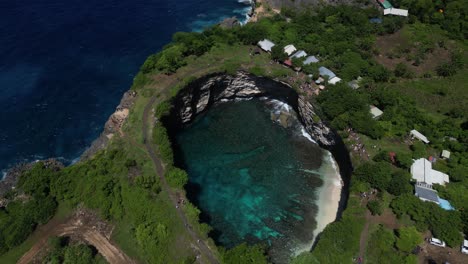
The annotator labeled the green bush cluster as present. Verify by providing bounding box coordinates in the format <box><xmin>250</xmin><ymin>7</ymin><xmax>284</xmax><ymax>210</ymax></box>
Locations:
<box><xmin>152</xmin><ymin>123</ymin><xmax>174</xmax><ymax>165</ymax></box>
<box><xmin>391</xmin><ymin>194</ymin><xmax>463</xmax><ymax>247</ymax></box>
<box><xmin>43</xmin><ymin>237</ymin><xmax>104</xmax><ymax>264</ymax></box>
<box><xmin>391</xmin><ymin>0</ymin><xmax>467</xmax><ymax>39</ymax></box>
<box><xmin>366</xmin><ymin>225</ymin><xmax>418</xmax><ymax>264</ymax></box>
<box><xmin>317</xmin><ymin>84</ymin><xmax>384</xmax><ymax>139</ymax></box>
<box><xmin>0</xmin><ymin>163</ymin><xmax>58</xmax><ymax>254</ymax></box>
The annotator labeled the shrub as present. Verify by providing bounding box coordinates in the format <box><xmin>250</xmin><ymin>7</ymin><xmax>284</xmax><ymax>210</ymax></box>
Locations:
<box><xmin>155</xmin><ymin>101</ymin><xmax>172</xmax><ymax>119</ymax></box>
<box><xmin>367</xmin><ymin>200</ymin><xmax>383</xmax><ymax>215</ymax></box>
<box><xmin>396</xmin><ymin>226</ymin><xmax>422</xmax><ymax>253</ymax></box>
<box><xmin>165</xmin><ymin>167</ymin><xmax>188</xmax><ymax>189</ymax></box>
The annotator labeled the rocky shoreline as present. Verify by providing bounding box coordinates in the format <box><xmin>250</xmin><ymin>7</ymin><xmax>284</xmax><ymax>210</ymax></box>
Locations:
<box><xmin>165</xmin><ymin>71</ymin><xmax>336</xmax><ymax>146</ymax></box>
<box><xmin>80</xmin><ymin>90</ymin><xmax>137</xmax><ymax>161</ymax></box>
<box><xmin>163</xmin><ymin>70</ymin><xmax>352</xmax><ymax>217</ymax></box>
<box><xmin>163</xmin><ymin>71</ymin><xmax>353</xmax><ymax>256</ymax></box>
<box><xmin>0</xmin><ymin>159</ymin><xmax>63</xmax><ymax>197</ymax></box>
<box><xmin>0</xmin><ymin>90</ymin><xmax>137</xmax><ymax>197</ymax></box>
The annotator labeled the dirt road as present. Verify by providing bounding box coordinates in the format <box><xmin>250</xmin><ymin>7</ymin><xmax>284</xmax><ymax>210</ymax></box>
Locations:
<box><xmin>141</xmin><ymin>79</ymin><xmax>220</xmax><ymax>264</ymax></box>
<box><xmin>18</xmin><ymin>210</ymin><xmax>134</xmax><ymax>264</ymax></box>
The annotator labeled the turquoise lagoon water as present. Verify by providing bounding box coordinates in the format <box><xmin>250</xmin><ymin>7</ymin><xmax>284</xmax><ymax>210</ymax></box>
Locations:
<box><xmin>175</xmin><ymin>99</ymin><xmax>330</xmax><ymax>262</ymax></box>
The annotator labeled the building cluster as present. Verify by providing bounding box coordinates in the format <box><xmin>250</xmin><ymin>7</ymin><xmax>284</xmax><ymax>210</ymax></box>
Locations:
<box><xmin>408</xmin><ymin>129</ymin><xmax>454</xmax><ymax>209</ymax></box>
<box><xmin>257</xmin><ymin>40</ymin><xmax>343</xmax><ymax>86</ymax></box>
<box><xmin>258</xmin><ymin>39</ymin><xmax>383</xmax><ymax>118</ymax></box>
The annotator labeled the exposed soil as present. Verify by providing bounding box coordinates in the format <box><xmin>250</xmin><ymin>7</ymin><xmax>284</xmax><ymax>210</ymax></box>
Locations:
<box><xmin>374</xmin><ymin>30</ymin><xmax>451</xmax><ymax>76</ymax></box>
<box><xmin>418</xmin><ymin>233</ymin><xmax>468</xmax><ymax>264</ymax></box>
<box><xmin>18</xmin><ymin>208</ymin><xmax>134</xmax><ymax>264</ymax></box>
<box><xmin>358</xmin><ymin>192</ymin><xmax>401</xmax><ymax>262</ymax></box>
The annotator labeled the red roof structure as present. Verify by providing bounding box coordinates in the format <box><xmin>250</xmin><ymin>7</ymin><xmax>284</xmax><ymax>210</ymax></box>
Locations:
<box><xmin>283</xmin><ymin>59</ymin><xmax>292</xmax><ymax>67</ymax></box>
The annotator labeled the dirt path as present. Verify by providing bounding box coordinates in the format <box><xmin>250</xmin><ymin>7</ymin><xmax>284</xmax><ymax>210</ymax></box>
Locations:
<box><xmin>18</xmin><ymin>210</ymin><xmax>134</xmax><ymax>264</ymax></box>
<box><xmin>358</xmin><ymin>211</ymin><xmax>371</xmax><ymax>262</ymax></box>
<box><xmin>141</xmin><ymin>71</ymin><xmax>220</xmax><ymax>264</ymax></box>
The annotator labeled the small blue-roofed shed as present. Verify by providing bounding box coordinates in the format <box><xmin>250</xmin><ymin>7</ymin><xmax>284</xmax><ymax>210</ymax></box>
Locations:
<box><xmin>303</xmin><ymin>56</ymin><xmax>319</xmax><ymax>65</ymax></box>
<box><xmin>319</xmin><ymin>66</ymin><xmax>336</xmax><ymax>78</ymax></box>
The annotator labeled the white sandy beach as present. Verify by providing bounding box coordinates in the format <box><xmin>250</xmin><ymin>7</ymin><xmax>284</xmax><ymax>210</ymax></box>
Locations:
<box><xmin>293</xmin><ymin>151</ymin><xmax>343</xmax><ymax>256</ymax></box>
<box><xmin>314</xmin><ymin>151</ymin><xmax>342</xmax><ymax>238</ymax></box>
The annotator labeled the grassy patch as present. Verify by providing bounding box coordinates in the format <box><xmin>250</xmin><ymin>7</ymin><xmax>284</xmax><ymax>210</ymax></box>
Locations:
<box><xmin>383</xmin><ymin>68</ymin><xmax>468</xmax><ymax>118</ymax></box>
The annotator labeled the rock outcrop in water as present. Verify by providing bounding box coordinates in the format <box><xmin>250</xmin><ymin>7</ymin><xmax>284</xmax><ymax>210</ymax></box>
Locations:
<box><xmin>169</xmin><ymin>71</ymin><xmax>336</xmax><ymax>146</ymax></box>
<box><xmin>219</xmin><ymin>17</ymin><xmax>241</xmax><ymax>29</ymax></box>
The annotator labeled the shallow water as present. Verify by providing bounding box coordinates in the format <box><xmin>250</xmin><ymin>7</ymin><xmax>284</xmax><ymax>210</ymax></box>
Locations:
<box><xmin>175</xmin><ymin>99</ymin><xmax>327</xmax><ymax>262</ymax></box>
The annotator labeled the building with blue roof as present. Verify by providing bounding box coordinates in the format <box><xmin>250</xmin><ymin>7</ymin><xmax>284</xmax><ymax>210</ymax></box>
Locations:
<box><xmin>303</xmin><ymin>56</ymin><xmax>319</xmax><ymax>65</ymax></box>
<box><xmin>319</xmin><ymin>66</ymin><xmax>336</xmax><ymax>79</ymax></box>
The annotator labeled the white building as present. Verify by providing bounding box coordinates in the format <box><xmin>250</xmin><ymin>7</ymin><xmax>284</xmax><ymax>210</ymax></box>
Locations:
<box><xmin>370</xmin><ymin>105</ymin><xmax>384</xmax><ymax>119</ymax></box>
<box><xmin>257</xmin><ymin>39</ymin><xmax>275</xmax><ymax>52</ymax></box>
<box><xmin>441</xmin><ymin>150</ymin><xmax>451</xmax><ymax>159</ymax></box>
<box><xmin>384</xmin><ymin>8</ymin><xmax>409</xmax><ymax>17</ymax></box>
<box><xmin>328</xmin><ymin>76</ymin><xmax>342</xmax><ymax>85</ymax></box>
<box><xmin>284</xmin><ymin>44</ymin><xmax>297</xmax><ymax>56</ymax></box>
<box><xmin>410</xmin><ymin>129</ymin><xmax>430</xmax><ymax>144</ymax></box>
<box><xmin>411</xmin><ymin>158</ymin><xmax>450</xmax><ymax>186</ymax></box>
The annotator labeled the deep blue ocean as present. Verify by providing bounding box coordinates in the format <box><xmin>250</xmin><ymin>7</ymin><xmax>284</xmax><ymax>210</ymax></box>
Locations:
<box><xmin>0</xmin><ymin>0</ymin><xmax>252</xmax><ymax>174</ymax></box>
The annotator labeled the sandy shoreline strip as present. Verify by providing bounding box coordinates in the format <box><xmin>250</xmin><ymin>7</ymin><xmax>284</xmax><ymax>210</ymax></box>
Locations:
<box><xmin>293</xmin><ymin>151</ymin><xmax>343</xmax><ymax>256</ymax></box>
<box><xmin>313</xmin><ymin>151</ymin><xmax>343</xmax><ymax>239</ymax></box>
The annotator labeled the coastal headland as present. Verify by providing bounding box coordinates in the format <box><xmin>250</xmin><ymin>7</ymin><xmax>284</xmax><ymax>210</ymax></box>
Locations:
<box><xmin>2</xmin><ymin>2</ymin><xmax>466</xmax><ymax>263</ymax></box>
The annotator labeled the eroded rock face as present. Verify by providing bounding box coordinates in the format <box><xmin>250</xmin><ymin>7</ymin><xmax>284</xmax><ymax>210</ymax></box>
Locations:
<box><xmin>172</xmin><ymin>71</ymin><xmax>336</xmax><ymax>146</ymax></box>
<box><xmin>298</xmin><ymin>96</ymin><xmax>336</xmax><ymax>146</ymax></box>
<box><xmin>80</xmin><ymin>90</ymin><xmax>137</xmax><ymax>161</ymax></box>
<box><xmin>218</xmin><ymin>17</ymin><xmax>241</xmax><ymax>29</ymax></box>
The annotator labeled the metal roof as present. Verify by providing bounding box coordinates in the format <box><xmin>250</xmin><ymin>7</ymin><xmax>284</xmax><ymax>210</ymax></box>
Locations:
<box><xmin>415</xmin><ymin>185</ymin><xmax>439</xmax><ymax>203</ymax></box>
<box><xmin>303</xmin><ymin>56</ymin><xmax>319</xmax><ymax>65</ymax></box>
<box><xmin>410</xmin><ymin>129</ymin><xmax>429</xmax><ymax>143</ymax></box>
<box><xmin>290</xmin><ymin>50</ymin><xmax>307</xmax><ymax>59</ymax></box>
<box><xmin>370</xmin><ymin>105</ymin><xmax>384</xmax><ymax>118</ymax></box>
<box><xmin>384</xmin><ymin>8</ymin><xmax>409</xmax><ymax>17</ymax></box>
<box><xmin>284</xmin><ymin>44</ymin><xmax>297</xmax><ymax>56</ymax></box>
<box><xmin>378</xmin><ymin>0</ymin><xmax>393</xmax><ymax>9</ymax></box>
<box><xmin>319</xmin><ymin>66</ymin><xmax>336</xmax><ymax>78</ymax></box>
<box><xmin>257</xmin><ymin>39</ymin><xmax>275</xmax><ymax>52</ymax></box>
<box><xmin>328</xmin><ymin>76</ymin><xmax>342</xmax><ymax>85</ymax></box>
<box><xmin>441</xmin><ymin>150</ymin><xmax>451</xmax><ymax>159</ymax></box>
<box><xmin>411</xmin><ymin>158</ymin><xmax>450</xmax><ymax>186</ymax></box>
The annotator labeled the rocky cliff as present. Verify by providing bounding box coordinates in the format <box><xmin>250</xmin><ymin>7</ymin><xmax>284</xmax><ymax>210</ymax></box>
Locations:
<box><xmin>168</xmin><ymin>71</ymin><xmax>336</xmax><ymax>146</ymax></box>
<box><xmin>80</xmin><ymin>90</ymin><xmax>137</xmax><ymax>161</ymax></box>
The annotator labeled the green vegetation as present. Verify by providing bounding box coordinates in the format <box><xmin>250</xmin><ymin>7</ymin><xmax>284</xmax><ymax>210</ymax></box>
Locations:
<box><xmin>43</xmin><ymin>237</ymin><xmax>106</xmax><ymax>264</ymax></box>
<box><xmin>0</xmin><ymin>163</ymin><xmax>58</xmax><ymax>254</ymax></box>
<box><xmin>366</xmin><ymin>225</ymin><xmax>418</xmax><ymax>264</ymax></box>
<box><xmin>396</xmin><ymin>226</ymin><xmax>423</xmax><ymax>253</ymax></box>
<box><xmin>221</xmin><ymin>243</ymin><xmax>268</xmax><ymax>264</ymax></box>
<box><xmin>392</xmin><ymin>0</ymin><xmax>467</xmax><ymax>39</ymax></box>
<box><xmin>294</xmin><ymin>197</ymin><xmax>365</xmax><ymax>263</ymax></box>
<box><xmin>391</xmin><ymin>194</ymin><xmax>463</xmax><ymax>246</ymax></box>
<box><xmin>1</xmin><ymin>2</ymin><xmax>467</xmax><ymax>263</ymax></box>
